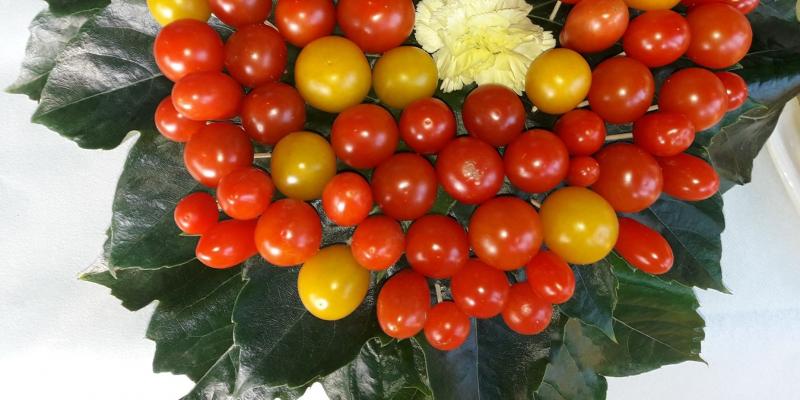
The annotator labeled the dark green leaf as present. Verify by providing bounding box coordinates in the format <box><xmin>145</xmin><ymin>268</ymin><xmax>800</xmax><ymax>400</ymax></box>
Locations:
<box><xmin>45</xmin><ymin>0</ymin><xmax>110</xmax><ymax>15</ymax></box>
<box><xmin>559</xmin><ymin>262</ymin><xmax>618</xmax><ymax>341</ymax></box>
<box><xmin>536</xmin><ymin>320</ymin><xmax>607</xmax><ymax>400</ymax></box>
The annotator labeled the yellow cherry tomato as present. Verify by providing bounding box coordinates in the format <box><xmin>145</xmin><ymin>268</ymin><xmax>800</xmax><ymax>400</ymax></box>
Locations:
<box><xmin>146</xmin><ymin>0</ymin><xmax>211</xmax><ymax>26</ymax></box>
<box><xmin>539</xmin><ymin>187</ymin><xmax>619</xmax><ymax>265</ymax></box>
<box><xmin>271</xmin><ymin>131</ymin><xmax>336</xmax><ymax>200</ymax></box>
<box><xmin>298</xmin><ymin>245</ymin><xmax>371</xmax><ymax>321</ymax></box>
<box><xmin>294</xmin><ymin>36</ymin><xmax>372</xmax><ymax>113</ymax></box>
<box><xmin>624</xmin><ymin>0</ymin><xmax>681</xmax><ymax>10</ymax></box>
<box><xmin>373</xmin><ymin>46</ymin><xmax>438</xmax><ymax>109</ymax></box>
<box><xmin>525</xmin><ymin>48</ymin><xmax>591</xmax><ymax>115</ymax></box>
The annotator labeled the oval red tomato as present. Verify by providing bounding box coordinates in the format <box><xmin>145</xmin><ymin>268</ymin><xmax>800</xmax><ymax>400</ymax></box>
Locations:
<box><xmin>196</xmin><ymin>219</ymin><xmax>258</xmax><ymax>268</ymax></box>
<box><xmin>615</xmin><ymin>218</ymin><xmax>674</xmax><ymax>275</ymax></box>
<box><xmin>686</xmin><ymin>3</ymin><xmax>752</xmax><ymax>69</ymax></box>
<box><xmin>623</xmin><ymin>10</ymin><xmax>690</xmax><ymax>68</ymax></box>
<box><xmin>633</xmin><ymin>111</ymin><xmax>696</xmax><ymax>157</ymax></box>
<box><xmin>525</xmin><ymin>250</ymin><xmax>575</xmax><ymax>304</ymax></box>
<box><xmin>155</xmin><ymin>96</ymin><xmax>205</xmax><ymax>142</ymax></box>
<box><xmin>153</xmin><ymin>19</ymin><xmax>224</xmax><ymax>82</ymax></box>
<box><xmin>172</xmin><ymin>72</ymin><xmax>244</xmax><ymax>121</ymax></box>
<box><xmin>560</xmin><ymin>0</ymin><xmax>629</xmax><ymax>54</ymax></box>
<box><xmin>209</xmin><ymin>0</ymin><xmax>272</xmax><ymax>27</ymax></box>
<box><xmin>174</xmin><ymin>192</ymin><xmax>219</xmax><ymax>234</ymax></box>
<box><xmin>566</xmin><ymin>156</ymin><xmax>600</xmax><ymax>187</ymax></box>
<box><xmin>657</xmin><ymin>153</ymin><xmax>721</xmax><ymax>201</ymax></box>
<box><xmin>216</xmin><ymin>167</ymin><xmax>274</xmax><ymax>220</ymax></box>
<box><xmin>658</xmin><ymin>68</ymin><xmax>728</xmax><ymax>131</ymax></box>
<box><xmin>715</xmin><ymin>71</ymin><xmax>749</xmax><ymax>111</ymax></box>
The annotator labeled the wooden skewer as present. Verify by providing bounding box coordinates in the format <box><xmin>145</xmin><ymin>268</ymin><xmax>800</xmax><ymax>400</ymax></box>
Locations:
<box><xmin>435</xmin><ymin>282</ymin><xmax>444</xmax><ymax>303</ymax></box>
<box><xmin>606</xmin><ymin>133</ymin><xmax>634</xmax><ymax>141</ymax></box>
<box><xmin>549</xmin><ymin>1</ymin><xmax>563</xmax><ymax>21</ymax></box>
<box><xmin>253</xmin><ymin>152</ymin><xmax>272</xmax><ymax>159</ymax></box>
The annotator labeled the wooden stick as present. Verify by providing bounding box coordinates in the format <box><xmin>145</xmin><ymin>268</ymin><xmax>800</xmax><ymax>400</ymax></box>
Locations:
<box><xmin>606</xmin><ymin>133</ymin><xmax>634</xmax><ymax>141</ymax></box>
<box><xmin>549</xmin><ymin>1</ymin><xmax>563</xmax><ymax>21</ymax></box>
<box><xmin>253</xmin><ymin>152</ymin><xmax>272</xmax><ymax>159</ymax></box>
<box><xmin>434</xmin><ymin>282</ymin><xmax>444</xmax><ymax>303</ymax></box>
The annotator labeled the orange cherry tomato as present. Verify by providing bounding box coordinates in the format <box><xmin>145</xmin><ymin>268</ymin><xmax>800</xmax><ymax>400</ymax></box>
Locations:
<box><xmin>450</xmin><ymin>259</ymin><xmax>510</xmax><ymax>318</ymax></box>
<box><xmin>525</xmin><ymin>250</ymin><xmax>575</xmax><ymax>304</ymax></box>
<box><xmin>174</xmin><ymin>192</ymin><xmax>219</xmax><ymax>235</ymax></box>
<box><xmin>502</xmin><ymin>283</ymin><xmax>553</xmax><ymax>335</ymax></box>
<box><xmin>322</xmin><ymin>172</ymin><xmax>373</xmax><ymax>227</ymax></box>
<box><xmin>468</xmin><ymin>197</ymin><xmax>543</xmax><ymax>271</ymax></box>
<box><xmin>216</xmin><ymin>167</ymin><xmax>274</xmax><ymax>220</ymax></box>
<box><xmin>615</xmin><ymin>218</ymin><xmax>674</xmax><ymax>275</ymax></box>
<box><xmin>560</xmin><ymin>0</ymin><xmax>629</xmax><ymax>54</ymax></box>
<box><xmin>254</xmin><ymin>199</ymin><xmax>322</xmax><ymax>266</ymax></box>
<box><xmin>350</xmin><ymin>215</ymin><xmax>405</xmax><ymax>271</ymax></box>
<box><xmin>155</xmin><ymin>96</ymin><xmax>205</xmax><ymax>142</ymax></box>
<box><xmin>153</xmin><ymin>19</ymin><xmax>223</xmax><ymax>82</ymax></box>
<box><xmin>377</xmin><ymin>270</ymin><xmax>431</xmax><ymax>339</ymax></box>
<box><xmin>424</xmin><ymin>301</ymin><xmax>471</xmax><ymax>351</ymax></box>
<box><xmin>715</xmin><ymin>71</ymin><xmax>749</xmax><ymax>111</ymax></box>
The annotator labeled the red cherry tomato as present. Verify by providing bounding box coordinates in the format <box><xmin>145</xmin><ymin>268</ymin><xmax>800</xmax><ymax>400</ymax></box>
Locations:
<box><xmin>657</xmin><ymin>153</ymin><xmax>721</xmax><ymax>201</ymax></box>
<box><xmin>377</xmin><ymin>270</ymin><xmax>431</xmax><ymax>339</ymax></box>
<box><xmin>468</xmin><ymin>197</ymin><xmax>543</xmax><ymax>271</ymax></box>
<box><xmin>336</xmin><ymin>0</ymin><xmax>415</xmax><ymax>53</ymax></box>
<box><xmin>424</xmin><ymin>301</ymin><xmax>471</xmax><ymax>351</ymax></box>
<box><xmin>560</xmin><ymin>0</ymin><xmax>629</xmax><ymax>54</ymax></box>
<box><xmin>274</xmin><ymin>0</ymin><xmax>336</xmax><ymax>47</ymax></box>
<box><xmin>682</xmin><ymin>0</ymin><xmax>760</xmax><ymax>14</ymax></box>
<box><xmin>399</xmin><ymin>98</ymin><xmax>456</xmax><ymax>154</ymax></box>
<box><xmin>155</xmin><ymin>96</ymin><xmax>205</xmax><ymax>142</ymax></box>
<box><xmin>592</xmin><ymin>143</ymin><xmax>663</xmax><ymax>213</ymax></box>
<box><xmin>435</xmin><ymin>137</ymin><xmax>504</xmax><ymax>204</ymax></box>
<box><xmin>658</xmin><ymin>68</ymin><xmax>728</xmax><ymax>131</ymax></box>
<box><xmin>254</xmin><ymin>199</ymin><xmax>322</xmax><ymax>266</ymax></box>
<box><xmin>153</xmin><ymin>19</ymin><xmax>224</xmax><ymax>82</ymax></box>
<box><xmin>322</xmin><ymin>172</ymin><xmax>373</xmax><ymax>227</ymax></box>
<box><xmin>450</xmin><ymin>259</ymin><xmax>510</xmax><ymax>318</ymax></box>
<box><xmin>566</xmin><ymin>156</ymin><xmax>600</xmax><ymax>187</ymax></box>
<box><xmin>589</xmin><ymin>57</ymin><xmax>655</xmax><ymax>124</ymax></box>
<box><xmin>371</xmin><ymin>153</ymin><xmax>438</xmax><ymax>221</ymax></box>
<box><xmin>216</xmin><ymin>167</ymin><xmax>274</xmax><ymax>220</ymax></box>
<box><xmin>525</xmin><ymin>250</ymin><xmax>575</xmax><ymax>304</ymax></box>
<box><xmin>615</xmin><ymin>218</ymin><xmax>674</xmax><ymax>275</ymax></box>
<box><xmin>172</xmin><ymin>72</ymin><xmax>244</xmax><ymax>121</ymax></box>
<box><xmin>686</xmin><ymin>3</ymin><xmax>752</xmax><ymax>69</ymax></box>
<box><xmin>554</xmin><ymin>110</ymin><xmax>606</xmax><ymax>156</ymax></box>
<box><xmin>623</xmin><ymin>10</ymin><xmax>691</xmax><ymax>68</ymax></box>
<box><xmin>462</xmin><ymin>84</ymin><xmax>526</xmax><ymax>147</ymax></box>
<box><xmin>331</xmin><ymin>104</ymin><xmax>399</xmax><ymax>169</ymax></box>
<box><xmin>351</xmin><ymin>215</ymin><xmax>405</xmax><ymax>271</ymax></box>
<box><xmin>504</xmin><ymin>130</ymin><xmax>570</xmax><ymax>194</ymax></box>
<box><xmin>224</xmin><ymin>24</ymin><xmax>287</xmax><ymax>88</ymax></box>
<box><xmin>209</xmin><ymin>0</ymin><xmax>272</xmax><ymax>27</ymax></box>
<box><xmin>183</xmin><ymin>123</ymin><xmax>253</xmax><ymax>187</ymax></box>
<box><xmin>633</xmin><ymin>112</ymin><xmax>696</xmax><ymax>157</ymax></box>
<box><xmin>715</xmin><ymin>71</ymin><xmax>749</xmax><ymax>111</ymax></box>
<box><xmin>196</xmin><ymin>219</ymin><xmax>258</xmax><ymax>268</ymax></box>
<box><xmin>174</xmin><ymin>192</ymin><xmax>219</xmax><ymax>234</ymax></box>
<box><xmin>406</xmin><ymin>215</ymin><xmax>469</xmax><ymax>279</ymax></box>
<box><xmin>240</xmin><ymin>82</ymin><xmax>306</xmax><ymax>145</ymax></box>
<box><xmin>502</xmin><ymin>283</ymin><xmax>553</xmax><ymax>335</ymax></box>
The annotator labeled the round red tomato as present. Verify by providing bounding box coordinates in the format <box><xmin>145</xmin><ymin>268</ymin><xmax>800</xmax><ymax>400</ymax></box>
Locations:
<box><xmin>172</xmin><ymin>72</ymin><xmax>244</xmax><ymax>121</ymax></box>
<box><xmin>377</xmin><ymin>270</ymin><xmax>431</xmax><ymax>339</ymax></box>
<box><xmin>224</xmin><ymin>24</ymin><xmax>287</xmax><ymax>88</ymax></box>
<box><xmin>504</xmin><ymin>130</ymin><xmax>570</xmax><ymax>194</ymax></box>
<box><xmin>153</xmin><ymin>19</ymin><xmax>224</xmax><ymax>82</ymax></box>
<box><xmin>468</xmin><ymin>197</ymin><xmax>543</xmax><ymax>271</ymax></box>
<box><xmin>183</xmin><ymin>123</ymin><xmax>253</xmax><ymax>187</ymax></box>
<box><xmin>462</xmin><ymin>84</ymin><xmax>526</xmax><ymax>147</ymax></box>
<box><xmin>525</xmin><ymin>250</ymin><xmax>575</xmax><ymax>305</ymax></box>
<box><xmin>554</xmin><ymin>110</ymin><xmax>606</xmax><ymax>156</ymax></box>
<box><xmin>174</xmin><ymin>192</ymin><xmax>219</xmax><ymax>234</ymax></box>
<box><xmin>209</xmin><ymin>0</ymin><xmax>272</xmax><ymax>27</ymax></box>
<box><xmin>658</xmin><ymin>68</ymin><xmax>728</xmax><ymax>131</ymax></box>
<box><xmin>560</xmin><ymin>0</ymin><xmax>629</xmax><ymax>54</ymax></box>
<box><xmin>332</xmin><ymin>104</ymin><xmax>399</xmax><ymax>169</ymax></box>
<box><xmin>633</xmin><ymin>112</ymin><xmax>696</xmax><ymax>157</ymax></box>
<box><xmin>502</xmin><ymin>283</ymin><xmax>553</xmax><ymax>335</ymax></box>
<box><xmin>216</xmin><ymin>167</ymin><xmax>274</xmax><ymax>220</ymax></box>
<box><xmin>715</xmin><ymin>71</ymin><xmax>749</xmax><ymax>111</ymax></box>
<box><xmin>406</xmin><ymin>215</ymin><xmax>469</xmax><ymax>279</ymax></box>
<box><xmin>350</xmin><ymin>215</ymin><xmax>405</xmax><ymax>271</ymax></box>
<box><xmin>657</xmin><ymin>153</ymin><xmax>720</xmax><ymax>201</ymax></box>
<box><xmin>615</xmin><ymin>218</ymin><xmax>674</xmax><ymax>275</ymax></box>
<box><xmin>240</xmin><ymin>82</ymin><xmax>306</xmax><ymax>145</ymax></box>
<box><xmin>592</xmin><ymin>143</ymin><xmax>663</xmax><ymax>213</ymax></box>
<box><xmin>566</xmin><ymin>156</ymin><xmax>600</xmax><ymax>187</ymax></box>
<box><xmin>424</xmin><ymin>301</ymin><xmax>471</xmax><ymax>351</ymax></box>
<box><xmin>682</xmin><ymin>0</ymin><xmax>760</xmax><ymax>14</ymax></box>
<box><xmin>589</xmin><ymin>57</ymin><xmax>655</xmax><ymax>124</ymax></box>
<box><xmin>623</xmin><ymin>10</ymin><xmax>691</xmax><ymax>68</ymax></box>
<box><xmin>322</xmin><ymin>172</ymin><xmax>373</xmax><ymax>227</ymax></box>
<box><xmin>254</xmin><ymin>199</ymin><xmax>322</xmax><ymax>266</ymax></box>
<box><xmin>686</xmin><ymin>3</ymin><xmax>752</xmax><ymax>69</ymax></box>
<box><xmin>196</xmin><ymin>219</ymin><xmax>258</xmax><ymax>268</ymax></box>
<box><xmin>371</xmin><ymin>153</ymin><xmax>438</xmax><ymax>221</ymax></box>
<box><xmin>399</xmin><ymin>98</ymin><xmax>456</xmax><ymax>154</ymax></box>
<box><xmin>435</xmin><ymin>137</ymin><xmax>504</xmax><ymax>204</ymax></box>
<box><xmin>274</xmin><ymin>0</ymin><xmax>336</xmax><ymax>47</ymax></box>
<box><xmin>155</xmin><ymin>96</ymin><xmax>205</xmax><ymax>142</ymax></box>
<box><xmin>336</xmin><ymin>0</ymin><xmax>415</xmax><ymax>53</ymax></box>
<box><xmin>450</xmin><ymin>259</ymin><xmax>510</xmax><ymax>318</ymax></box>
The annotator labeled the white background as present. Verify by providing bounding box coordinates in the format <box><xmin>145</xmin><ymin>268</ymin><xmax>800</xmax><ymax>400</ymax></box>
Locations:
<box><xmin>1</xmin><ymin>1</ymin><xmax>799</xmax><ymax>399</ymax></box>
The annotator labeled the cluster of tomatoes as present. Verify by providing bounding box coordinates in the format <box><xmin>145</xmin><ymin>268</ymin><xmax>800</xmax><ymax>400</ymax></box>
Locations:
<box><xmin>149</xmin><ymin>0</ymin><xmax>751</xmax><ymax>352</ymax></box>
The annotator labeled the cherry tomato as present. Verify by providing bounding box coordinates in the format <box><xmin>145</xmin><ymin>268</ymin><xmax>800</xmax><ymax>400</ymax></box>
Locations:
<box><xmin>502</xmin><ymin>283</ymin><xmax>553</xmax><ymax>335</ymax></box>
<box><xmin>224</xmin><ymin>24</ymin><xmax>287</xmax><ymax>88</ymax></box>
<box><xmin>554</xmin><ymin>110</ymin><xmax>606</xmax><ymax>156</ymax></box>
<box><xmin>377</xmin><ymin>270</ymin><xmax>431</xmax><ymax>339</ymax></box>
<box><xmin>623</xmin><ymin>10</ymin><xmax>691</xmax><ymax>68</ymax></box>
<box><xmin>525</xmin><ymin>250</ymin><xmax>575</xmax><ymax>304</ymax></box>
<box><xmin>172</xmin><ymin>72</ymin><xmax>244</xmax><ymax>121</ymax></box>
<box><xmin>589</xmin><ymin>57</ymin><xmax>655</xmax><ymax>124</ymax></box>
<box><xmin>504</xmin><ymin>130</ymin><xmax>570</xmax><ymax>194</ymax></box>
<box><xmin>658</xmin><ymin>68</ymin><xmax>728</xmax><ymax>131</ymax></box>
<box><xmin>560</xmin><ymin>0</ymin><xmax>629</xmax><ymax>54</ymax></box>
<box><xmin>351</xmin><ymin>215</ymin><xmax>405</xmax><ymax>271</ymax></box>
<box><xmin>540</xmin><ymin>187</ymin><xmax>619</xmax><ymax>265</ymax></box>
<box><xmin>216</xmin><ymin>167</ymin><xmax>274</xmax><ymax>220</ymax></box>
<box><xmin>624</xmin><ymin>0</ymin><xmax>681</xmax><ymax>10</ymax></box>
<box><xmin>153</xmin><ymin>19</ymin><xmax>224</xmax><ymax>82</ymax></box>
<box><xmin>435</xmin><ymin>137</ymin><xmax>504</xmax><ymax>204</ymax></box>
<box><xmin>255</xmin><ymin>199</ymin><xmax>322</xmax><ymax>266</ymax></box>
<box><xmin>462</xmin><ymin>84</ymin><xmax>526</xmax><ymax>146</ymax></box>
<box><xmin>322</xmin><ymin>172</ymin><xmax>373</xmax><ymax>227</ymax></box>
<box><xmin>331</xmin><ymin>104</ymin><xmax>399</xmax><ymax>169</ymax></box>
<box><xmin>371</xmin><ymin>153</ymin><xmax>438</xmax><ymax>221</ymax></box>
<box><xmin>450</xmin><ymin>259</ymin><xmax>510</xmax><ymax>318</ymax></box>
<box><xmin>399</xmin><ymin>98</ymin><xmax>456</xmax><ymax>154</ymax></box>
<box><xmin>633</xmin><ymin>112</ymin><xmax>696</xmax><ymax>157</ymax></box>
<box><xmin>174</xmin><ymin>192</ymin><xmax>219</xmax><ymax>234</ymax></box>
<box><xmin>716</xmin><ymin>71</ymin><xmax>749</xmax><ymax>111</ymax></box>
<box><xmin>592</xmin><ymin>143</ymin><xmax>663</xmax><ymax>213</ymax></box>
<box><xmin>373</xmin><ymin>47</ymin><xmax>438</xmax><ymax>109</ymax></box>
<box><xmin>271</xmin><ymin>131</ymin><xmax>336</xmax><ymax>200</ymax></box>
<box><xmin>196</xmin><ymin>219</ymin><xmax>258</xmax><ymax>268</ymax></box>
<box><xmin>566</xmin><ymin>156</ymin><xmax>600</xmax><ymax>187</ymax></box>
<box><xmin>147</xmin><ymin>0</ymin><xmax>211</xmax><ymax>26</ymax></box>
<box><xmin>468</xmin><ymin>197</ymin><xmax>542</xmax><ymax>271</ymax></box>
<box><xmin>682</xmin><ymin>0</ymin><xmax>760</xmax><ymax>14</ymax></box>
<box><xmin>274</xmin><ymin>0</ymin><xmax>336</xmax><ymax>47</ymax></box>
<box><xmin>240</xmin><ymin>82</ymin><xmax>306</xmax><ymax>145</ymax></box>
<box><xmin>686</xmin><ymin>3</ymin><xmax>752</xmax><ymax>69</ymax></box>
<box><xmin>615</xmin><ymin>218</ymin><xmax>674</xmax><ymax>275</ymax></box>
<box><xmin>525</xmin><ymin>49</ymin><xmax>592</xmax><ymax>115</ymax></box>
<box><xmin>294</xmin><ymin>36</ymin><xmax>372</xmax><ymax>113</ymax></box>
<box><xmin>406</xmin><ymin>215</ymin><xmax>469</xmax><ymax>279</ymax></box>
<box><xmin>657</xmin><ymin>153</ymin><xmax>721</xmax><ymax>201</ymax></box>
<box><xmin>209</xmin><ymin>0</ymin><xmax>271</xmax><ymax>27</ymax></box>
<box><xmin>336</xmin><ymin>0</ymin><xmax>415</xmax><ymax>53</ymax></box>
<box><xmin>155</xmin><ymin>96</ymin><xmax>205</xmax><ymax>142</ymax></box>
<box><xmin>298</xmin><ymin>245</ymin><xmax>370</xmax><ymax>320</ymax></box>
<box><xmin>424</xmin><ymin>301</ymin><xmax>471</xmax><ymax>351</ymax></box>
<box><xmin>183</xmin><ymin>123</ymin><xmax>253</xmax><ymax>187</ymax></box>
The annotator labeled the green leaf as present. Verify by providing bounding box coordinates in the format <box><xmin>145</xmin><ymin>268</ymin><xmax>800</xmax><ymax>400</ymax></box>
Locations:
<box><xmin>536</xmin><ymin>320</ymin><xmax>607</xmax><ymax>400</ymax></box>
<box><xmin>559</xmin><ymin>262</ymin><xmax>618</xmax><ymax>341</ymax></box>
<box><xmin>45</xmin><ymin>0</ymin><xmax>110</xmax><ymax>15</ymax></box>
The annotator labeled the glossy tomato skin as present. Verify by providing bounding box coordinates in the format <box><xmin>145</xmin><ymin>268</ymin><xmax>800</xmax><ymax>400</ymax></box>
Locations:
<box><xmin>462</xmin><ymin>84</ymin><xmax>526</xmax><ymax>147</ymax></box>
<box><xmin>336</xmin><ymin>0</ymin><xmax>415</xmax><ymax>53</ymax></box>
<box><xmin>240</xmin><ymin>82</ymin><xmax>306</xmax><ymax>145</ymax></box>
<box><xmin>274</xmin><ymin>0</ymin><xmax>336</xmax><ymax>47</ymax></box>
<box><xmin>322</xmin><ymin>172</ymin><xmax>373</xmax><ymax>227</ymax></box>
<box><xmin>615</xmin><ymin>218</ymin><xmax>674</xmax><ymax>275</ymax></box>
<box><xmin>525</xmin><ymin>49</ymin><xmax>592</xmax><ymax>115</ymax></box>
<box><xmin>153</xmin><ymin>19</ymin><xmax>223</xmax><ymax>82</ymax></box>
<box><xmin>658</xmin><ymin>68</ymin><xmax>728</xmax><ymax>131</ymax></box>
<box><xmin>560</xmin><ymin>0</ymin><xmax>629</xmax><ymax>54</ymax></box>
<box><xmin>525</xmin><ymin>250</ymin><xmax>575</xmax><ymax>304</ymax></box>
<box><xmin>351</xmin><ymin>215</ymin><xmax>405</xmax><ymax>271</ymax></box>
<box><xmin>435</xmin><ymin>137</ymin><xmax>504</xmax><ymax>204</ymax></box>
<box><xmin>633</xmin><ymin>112</ymin><xmax>696</xmax><ymax>157</ymax></box>
<box><xmin>224</xmin><ymin>24</ymin><xmax>287</xmax><ymax>88</ymax></box>
<box><xmin>589</xmin><ymin>57</ymin><xmax>655</xmax><ymax>124</ymax></box>
<box><xmin>468</xmin><ymin>197</ymin><xmax>543</xmax><ymax>271</ymax></box>
<box><xmin>504</xmin><ymin>130</ymin><xmax>570</xmax><ymax>194</ymax></box>
<box><xmin>196</xmin><ymin>219</ymin><xmax>258</xmax><ymax>269</ymax></box>
<box><xmin>331</xmin><ymin>104</ymin><xmax>399</xmax><ymax>169</ymax></box>
<box><xmin>172</xmin><ymin>72</ymin><xmax>244</xmax><ymax>121</ymax></box>
<box><xmin>255</xmin><ymin>199</ymin><xmax>322</xmax><ymax>266</ymax></box>
<box><xmin>373</xmin><ymin>47</ymin><xmax>438</xmax><ymax>109</ymax></box>
<box><xmin>183</xmin><ymin>123</ymin><xmax>253</xmax><ymax>187</ymax></box>
<box><xmin>295</xmin><ymin>36</ymin><xmax>371</xmax><ymax>113</ymax></box>
<box><xmin>566</xmin><ymin>156</ymin><xmax>600</xmax><ymax>187</ymax></box>
<box><xmin>592</xmin><ymin>143</ymin><xmax>663</xmax><ymax>213</ymax></box>
<box><xmin>657</xmin><ymin>153</ymin><xmax>721</xmax><ymax>201</ymax></box>
<box><xmin>682</xmin><ymin>0</ymin><xmax>760</xmax><ymax>14</ymax></box>
<box><xmin>147</xmin><ymin>0</ymin><xmax>211</xmax><ymax>26</ymax></box>
<box><xmin>424</xmin><ymin>302</ymin><xmax>471</xmax><ymax>351</ymax></box>
<box><xmin>451</xmin><ymin>259</ymin><xmax>510</xmax><ymax>318</ymax></box>
<box><xmin>174</xmin><ymin>192</ymin><xmax>219</xmax><ymax>234</ymax></box>
<box><xmin>377</xmin><ymin>270</ymin><xmax>431</xmax><ymax>339</ymax></box>
<box><xmin>554</xmin><ymin>110</ymin><xmax>606</xmax><ymax>156</ymax></box>
<box><xmin>371</xmin><ymin>153</ymin><xmax>438</xmax><ymax>221</ymax></box>
<box><xmin>399</xmin><ymin>98</ymin><xmax>456</xmax><ymax>154</ymax></box>
<box><xmin>624</xmin><ymin>0</ymin><xmax>681</xmax><ymax>9</ymax></box>
<box><xmin>216</xmin><ymin>167</ymin><xmax>274</xmax><ymax>220</ymax></box>
<box><xmin>716</xmin><ymin>71</ymin><xmax>749</xmax><ymax>111</ymax></box>
<box><xmin>406</xmin><ymin>215</ymin><xmax>469</xmax><ymax>279</ymax></box>
<box><xmin>298</xmin><ymin>245</ymin><xmax>370</xmax><ymax>320</ymax></box>
<box><xmin>271</xmin><ymin>131</ymin><xmax>336</xmax><ymax>200</ymax></box>
<box><xmin>502</xmin><ymin>283</ymin><xmax>553</xmax><ymax>335</ymax></box>
<box><xmin>209</xmin><ymin>0</ymin><xmax>272</xmax><ymax>27</ymax></box>
<box><xmin>623</xmin><ymin>10</ymin><xmax>690</xmax><ymax>68</ymax></box>
<box><xmin>155</xmin><ymin>96</ymin><xmax>205</xmax><ymax>142</ymax></box>
<box><xmin>686</xmin><ymin>3</ymin><xmax>752</xmax><ymax>69</ymax></box>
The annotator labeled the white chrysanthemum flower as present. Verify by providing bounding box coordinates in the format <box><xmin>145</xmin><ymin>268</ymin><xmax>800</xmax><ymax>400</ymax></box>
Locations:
<box><xmin>415</xmin><ymin>0</ymin><xmax>556</xmax><ymax>94</ymax></box>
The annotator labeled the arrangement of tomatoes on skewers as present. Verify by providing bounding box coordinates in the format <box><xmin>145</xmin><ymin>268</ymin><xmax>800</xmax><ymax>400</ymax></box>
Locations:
<box><xmin>151</xmin><ymin>0</ymin><xmax>754</xmax><ymax>352</ymax></box>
